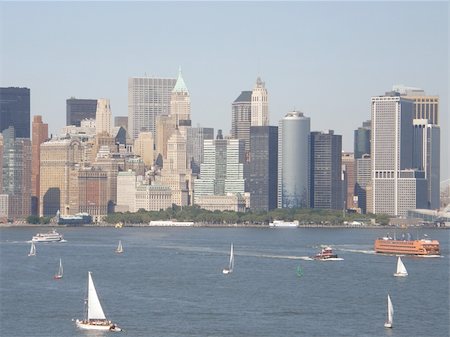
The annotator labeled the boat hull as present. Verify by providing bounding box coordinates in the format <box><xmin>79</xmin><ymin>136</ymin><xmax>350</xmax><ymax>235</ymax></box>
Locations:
<box><xmin>393</xmin><ymin>273</ymin><xmax>407</xmax><ymax>277</ymax></box>
<box><xmin>75</xmin><ymin>319</ymin><xmax>121</xmax><ymax>332</ymax></box>
<box><xmin>222</xmin><ymin>269</ymin><xmax>232</xmax><ymax>275</ymax></box>
<box><xmin>374</xmin><ymin>238</ymin><xmax>440</xmax><ymax>255</ymax></box>
<box><xmin>384</xmin><ymin>322</ymin><xmax>392</xmax><ymax>328</ymax></box>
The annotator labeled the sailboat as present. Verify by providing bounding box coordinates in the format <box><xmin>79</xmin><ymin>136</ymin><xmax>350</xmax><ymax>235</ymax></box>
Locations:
<box><xmin>28</xmin><ymin>241</ymin><xmax>36</xmax><ymax>256</ymax></box>
<box><xmin>75</xmin><ymin>271</ymin><xmax>122</xmax><ymax>332</ymax></box>
<box><xmin>384</xmin><ymin>294</ymin><xmax>394</xmax><ymax>328</ymax></box>
<box><xmin>115</xmin><ymin>240</ymin><xmax>123</xmax><ymax>254</ymax></box>
<box><xmin>54</xmin><ymin>258</ymin><xmax>63</xmax><ymax>280</ymax></box>
<box><xmin>222</xmin><ymin>243</ymin><xmax>234</xmax><ymax>275</ymax></box>
<box><xmin>394</xmin><ymin>256</ymin><xmax>408</xmax><ymax>277</ymax></box>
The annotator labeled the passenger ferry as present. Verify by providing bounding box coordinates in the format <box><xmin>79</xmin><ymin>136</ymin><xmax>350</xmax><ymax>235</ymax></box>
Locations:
<box><xmin>374</xmin><ymin>236</ymin><xmax>440</xmax><ymax>255</ymax></box>
<box><xmin>31</xmin><ymin>229</ymin><xmax>64</xmax><ymax>243</ymax></box>
<box><xmin>269</xmin><ymin>220</ymin><xmax>299</xmax><ymax>228</ymax></box>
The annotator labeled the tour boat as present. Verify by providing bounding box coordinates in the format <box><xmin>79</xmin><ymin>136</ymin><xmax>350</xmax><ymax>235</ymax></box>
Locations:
<box><xmin>75</xmin><ymin>271</ymin><xmax>122</xmax><ymax>332</ymax></box>
<box><xmin>31</xmin><ymin>229</ymin><xmax>64</xmax><ymax>243</ymax></box>
<box><xmin>393</xmin><ymin>256</ymin><xmax>408</xmax><ymax>277</ymax></box>
<box><xmin>222</xmin><ymin>243</ymin><xmax>234</xmax><ymax>275</ymax></box>
<box><xmin>374</xmin><ymin>235</ymin><xmax>440</xmax><ymax>255</ymax></box>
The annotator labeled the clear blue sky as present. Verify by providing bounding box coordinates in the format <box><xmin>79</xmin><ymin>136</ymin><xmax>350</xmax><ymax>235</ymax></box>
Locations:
<box><xmin>0</xmin><ymin>1</ymin><xmax>448</xmax><ymax>181</ymax></box>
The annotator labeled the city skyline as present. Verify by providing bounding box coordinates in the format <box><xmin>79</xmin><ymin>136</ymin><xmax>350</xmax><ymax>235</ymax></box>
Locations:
<box><xmin>0</xmin><ymin>2</ymin><xmax>448</xmax><ymax>180</ymax></box>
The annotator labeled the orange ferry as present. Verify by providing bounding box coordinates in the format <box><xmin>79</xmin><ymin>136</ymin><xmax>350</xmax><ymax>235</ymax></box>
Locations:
<box><xmin>374</xmin><ymin>236</ymin><xmax>440</xmax><ymax>255</ymax></box>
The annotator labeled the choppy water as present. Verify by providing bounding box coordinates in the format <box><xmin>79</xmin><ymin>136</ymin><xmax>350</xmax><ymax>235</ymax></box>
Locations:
<box><xmin>0</xmin><ymin>226</ymin><xmax>448</xmax><ymax>337</ymax></box>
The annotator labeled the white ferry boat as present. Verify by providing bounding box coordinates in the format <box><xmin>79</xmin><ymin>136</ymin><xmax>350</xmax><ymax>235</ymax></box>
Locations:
<box><xmin>31</xmin><ymin>229</ymin><xmax>64</xmax><ymax>242</ymax></box>
<box><xmin>269</xmin><ymin>220</ymin><xmax>299</xmax><ymax>228</ymax></box>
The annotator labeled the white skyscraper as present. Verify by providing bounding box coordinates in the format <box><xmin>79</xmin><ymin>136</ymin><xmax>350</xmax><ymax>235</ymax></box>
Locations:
<box><xmin>128</xmin><ymin>76</ymin><xmax>176</xmax><ymax>140</ymax></box>
<box><xmin>370</xmin><ymin>92</ymin><xmax>427</xmax><ymax>216</ymax></box>
<box><xmin>95</xmin><ymin>98</ymin><xmax>112</xmax><ymax>135</ymax></box>
<box><xmin>251</xmin><ymin>77</ymin><xmax>269</xmax><ymax>126</ymax></box>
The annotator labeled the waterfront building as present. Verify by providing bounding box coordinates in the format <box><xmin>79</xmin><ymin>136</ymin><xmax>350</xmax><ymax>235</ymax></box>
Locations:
<box><xmin>370</xmin><ymin>92</ymin><xmax>427</xmax><ymax>216</ymax></box>
<box><xmin>0</xmin><ymin>127</ymin><xmax>31</xmax><ymax>219</ymax></box>
<box><xmin>186</xmin><ymin>127</ymin><xmax>214</xmax><ymax>174</ymax></box>
<box><xmin>116</xmin><ymin>170</ymin><xmax>138</xmax><ymax>212</ymax></box>
<box><xmin>195</xmin><ymin>193</ymin><xmax>246</xmax><ymax>212</ymax></box>
<box><xmin>231</xmin><ymin>91</ymin><xmax>252</xmax><ymax>153</ymax></box>
<box><xmin>128</xmin><ymin>75</ymin><xmax>176</xmax><ymax>140</ymax></box>
<box><xmin>0</xmin><ymin>87</ymin><xmax>30</xmax><ymax>138</ymax></box>
<box><xmin>251</xmin><ymin>77</ymin><xmax>269</xmax><ymax>126</ymax></box>
<box><xmin>354</xmin><ymin>120</ymin><xmax>371</xmax><ymax>159</ymax></box>
<box><xmin>31</xmin><ymin>115</ymin><xmax>48</xmax><ymax>215</ymax></box>
<box><xmin>135</xmin><ymin>183</ymin><xmax>172</xmax><ymax>212</ymax></box>
<box><xmin>249</xmin><ymin>126</ymin><xmax>278</xmax><ymax>211</ymax></box>
<box><xmin>277</xmin><ymin>111</ymin><xmax>310</xmax><ymax>209</ymax></box>
<box><xmin>310</xmin><ymin>130</ymin><xmax>343</xmax><ymax>210</ymax></box>
<box><xmin>66</xmin><ymin>98</ymin><xmax>97</xmax><ymax>127</ymax></box>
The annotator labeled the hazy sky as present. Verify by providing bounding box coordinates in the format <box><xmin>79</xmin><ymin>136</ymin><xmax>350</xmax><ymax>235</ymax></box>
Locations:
<box><xmin>0</xmin><ymin>1</ymin><xmax>448</xmax><ymax>181</ymax></box>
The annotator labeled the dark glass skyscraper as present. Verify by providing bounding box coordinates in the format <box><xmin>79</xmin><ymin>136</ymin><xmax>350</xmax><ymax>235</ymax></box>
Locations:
<box><xmin>66</xmin><ymin>98</ymin><xmax>98</xmax><ymax>126</ymax></box>
<box><xmin>310</xmin><ymin>130</ymin><xmax>343</xmax><ymax>210</ymax></box>
<box><xmin>249</xmin><ymin>126</ymin><xmax>278</xmax><ymax>211</ymax></box>
<box><xmin>0</xmin><ymin>87</ymin><xmax>30</xmax><ymax>138</ymax></box>
<box><xmin>231</xmin><ymin>91</ymin><xmax>252</xmax><ymax>153</ymax></box>
<box><xmin>354</xmin><ymin>120</ymin><xmax>371</xmax><ymax>159</ymax></box>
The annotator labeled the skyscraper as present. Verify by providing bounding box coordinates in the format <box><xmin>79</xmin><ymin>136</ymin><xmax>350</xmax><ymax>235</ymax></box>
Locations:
<box><xmin>128</xmin><ymin>76</ymin><xmax>176</xmax><ymax>140</ymax></box>
<box><xmin>310</xmin><ymin>130</ymin><xmax>343</xmax><ymax>210</ymax></box>
<box><xmin>31</xmin><ymin>115</ymin><xmax>48</xmax><ymax>215</ymax></box>
<box><xmin>355</xmin><ymin>154</ymin><xmax>371</xmax><ymax>213</ymax></box>
<box><xmin>0</xmin><ymin>87</ymin><xmax>30</xmax><ymax>138</ymax></box>
<box><xmin>170</xmin><ymin>68</ymin><xmax>191</xmax><ymax>128</ymax></box>
<box><xmin>249</xmin><ymin>126</ymin><xmax>278</xmax><ymax>211</ymax></box>
<box><xmin>251</xmin><ymin>77</ymin><xmax>269</xmax><ymax>126</ymax></box>
<box><xmin>342</xmin><ymin>152</ymin><xmax>356</xmax><ymax>210</ymax></box>
<box><xmin>66</xmin><ymin>98</ymin><xmax>98</xmax><ymax>127</ymax></box>
<box><xmin>96</xmin><ymin>98</ymin><xmax>112</xmax><ymax>136</ymax></box>
<box><xmin>354</xmin><ymin>120</ymin><xmax>371</xmax><ymax>159</ymax></box>
<box><xmin>392</xmin><ymin>85</ymin><xmax>439</xmax><ymax>124</ymax></box>
<box><xmin>231</xmin><ymin>91</ymin><xmax>252</xmax><ymax>152</ymax></box>
<box><xmin>278</xmin><ymin>111</ymin><xmax>310</xmax><ymax>209</ymax></box>
<box><xmin>370</xmin><ymin>92</ymin><xmax>427</xmax><ymax>216</ymax></box>
<box><xmin>186</xmin><ymin>127</ymin><xmax>214</xmax><ymax>174</ymax></box>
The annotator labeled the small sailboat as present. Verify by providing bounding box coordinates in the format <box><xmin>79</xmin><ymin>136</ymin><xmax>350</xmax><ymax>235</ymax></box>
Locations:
<box><xmin>115</xmin><ymin>240</ymin><xmax>123</xmax><ymax>254</ymax></box>
<box><xmin>384</xmin><ymin>294</ymin><xmax>394</xmax><ymax>328</ymax></box>
<box><xmin>28</xmin><ymin>241</ymin><xmax>36</xmax><ymax>256</ymax></box>
<box><xmin>393</xmin><ymin>256</ymin><xmax>408</xmax><ymax>277</ymax></box>
<box><xmin>222</xmin><ymin>243</ymin><xmax>234</xmax><ymax>275</ymax></box>
<box><xmin>54</xmin><ymin>258</ymin><xmax>63</xmax><ymax>280</ymax></box>
<box><xmin>75</xmin><ymin>271</ymin><xmax>122</xmax><ymax>332</ymax></box>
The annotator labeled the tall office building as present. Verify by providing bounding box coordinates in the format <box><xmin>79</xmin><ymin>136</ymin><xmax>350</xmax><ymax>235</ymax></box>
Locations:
<box><xmin>249</xmin><ymin>126</ymin><xmax>278</xmax><ymax>211</ymax></box>
<box><xmin>0</xmin><ymin>87</ymin><xmax>30</xmax><ymax>138</ymax></box>
<box><xmin>231</xmin><ymin>91</ymin><xmax>252</xmax><ymax>152</ymax></box>
<box><xmin>66</xmin><ymin>98</ymin><xmax>98</xmax><ymax>127</ymax></box>
<box><xmin>354</xmin><ymin>120</ymin><xmax>371</xmax><ymax>159</ymax></box>
<box><xmin>186</xmin><ymin>127</ymin><xmax>214</xmax><ymax>174</ymax></box>
<box><xmin>413</xmin><ymin>120</ymin><xmax>440</xmax><ymax>209</ymax></box>
<box><xmin>31</xmin><ymin>115</ymin><xmax>48</xmax><ymax>215</ymax></box>
<box><xmin>134</xmin><ymin>132</ymin><xmax>155</xmax><ymax>167</ymax></box>
<box><xmin>170</xmin><ymin>68</ymin><xmax>191</xmax><ymax>128</ymax></box>
<box><xmin>392</xmin><ymin>85</ymin><xmax>439</xmax><ymax>124</ymax></box>
<box><xmin>310</xmin><ymin>130</ymin><xmax>343</xmax><ymax>210</ymax></box>
<box><xmin>0</xmin><ymin>127</ymin><xmax>31</xmax><ymax>219</ymax></box>
<box><xmin>39</xmin><ymin>138</ymin><xmax>84</xmax><ymax>216</ymax></box>
<box><xmin>155</xmin><ymin>114</ymin><xmax>177</xmax><ymax>162</ymax></box>
<box><xmin>370</xmin><ymin>92</ymin><xmax>427</xmax><ymax>216</ymax></box>
<box><xmin>251</xmin><ymin>77</ymin><xmax>269</xmax><ymax>126</ymax></box>
<box><xmin>355</xmin><ymin>154</ymin><xmax>371</xmax><ymax>214</ymax></box>
<box><xmin>96</xmin><ymin>98</ymin><xmax>112</xmax><ymax>135</ymax></box>
<box><xmin>128</xmin><ymin>75</ymin><xmax>176</xmax><ymax>140</ymax></box>
<box><xmin>342</xmin><ymin>152</ymin><xmax>356</xmax><ymax>209</ymax></box>
<box><xmin>278</xmin><ymin>112</ymin><xmax>310</xmax><ymax>209</ymax></box>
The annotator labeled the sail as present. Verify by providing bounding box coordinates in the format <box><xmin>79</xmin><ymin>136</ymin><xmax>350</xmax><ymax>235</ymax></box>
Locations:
<box><xmin>396</xmin><ymin>257</ymin><xmax>407</xmax><ymax>275</ymax></box>
<box><xmin>387</xmin><ymin>295</ymin><xmax>394</xmax><ymax>325</ymax></box>
<box><xmin>87</xmin><ymin>272</ymin><xmax>107</xmax><ymax>320</ymax></box>
<box><xmin>229</xmin><ymin>244</ymin><xmax>234</xmax><ymax>271</ymax></box>
<box><xmin>58</xmin><ymin>258</ymin><xmax>63</xmax><ymax>276</ymax></box>
<box><xmin>29</xmin><ymin>242</ymin><xmax>36</xmax><ymax>256</ymax></box>
<box><xmin>117</xmin><ymin>240</ymin><xmax>123</xmax><ymax>253</ymax></box>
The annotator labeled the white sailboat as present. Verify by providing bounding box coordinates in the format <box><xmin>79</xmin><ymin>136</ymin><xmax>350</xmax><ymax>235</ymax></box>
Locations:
<box><xmin>54</xmin><ymin>258</ymin><xmax>63</xmax><ymax>280</ymax></box>
<box><xmin>222</xmin><ymin>243</ymin><xmax>234</xmax><ymax>275</ymax></box>
<box><xmin>28</xmin><ymin>241</ymin><xmax>36</xmax><ymax>256</ymax></box>
<box><xmin>115</xmin><ymin>240</ymin><xmax>123</xmax><ymax>254</ymax></box>
<box><xmin>75</xmin><ymin>271</ymin><xmax>122</xmax><ymax>332</ymax></box>
<box><xmin>393</xmin><ymin>256</ymin><xmax>408</xmax><ymax>277</ymax></box>
<box><xmin>384</xmin><ymin>294</ymin><xmax>394</xmax><ymax>328</ymax></box>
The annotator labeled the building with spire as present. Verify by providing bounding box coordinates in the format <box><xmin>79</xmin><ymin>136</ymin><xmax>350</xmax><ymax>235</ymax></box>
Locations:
<box><xmin>170</xmin><ymin>68</ymin><xmax>191</xmax><ymax>129</ymax></box>
<box><xmin>251</xmin><ymin>77</ymin><xmax>269</xmax><ymax>126</ymax></box>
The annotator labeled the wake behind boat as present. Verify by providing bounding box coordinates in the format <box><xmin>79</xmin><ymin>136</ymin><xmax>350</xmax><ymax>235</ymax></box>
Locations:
<box><xmin>75</xmin><ymin>271</ymin><xmax>122</xmax><ymax>332</ymax></box>
<box><xmin>31</xmin><ymin>229</ymin><xmax>65</xmax><ymax>243</ymax></box>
